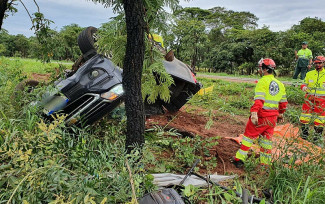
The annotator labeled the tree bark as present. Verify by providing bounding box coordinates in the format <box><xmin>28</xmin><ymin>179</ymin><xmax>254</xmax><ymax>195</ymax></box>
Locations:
<box><xmin>123</xmin><ymin>0</ymin><xmax>145</xmax><ymax>152</ymax></box>
<box><xmin>0</xmin><ymin>0</ymin><xmax>9</xmax><ymax>30</ymax></box>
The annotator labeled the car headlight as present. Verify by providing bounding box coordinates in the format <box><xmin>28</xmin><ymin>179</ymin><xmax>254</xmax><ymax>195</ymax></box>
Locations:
<box><xmin>100</xmin><ymin>84</ymin><xmax>124</xmax><ymax>101</ymax></box>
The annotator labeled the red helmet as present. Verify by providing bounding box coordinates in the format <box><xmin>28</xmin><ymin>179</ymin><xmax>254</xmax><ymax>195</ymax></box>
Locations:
<box><xmin>258</xmin><ymin>58</ymin><xmax>276</xmax><ymax>70</ymax></box>
<box><xmin>314</xmin><ymin>56</ymin><xmax>325</xmax><ymax>63</ymax></box>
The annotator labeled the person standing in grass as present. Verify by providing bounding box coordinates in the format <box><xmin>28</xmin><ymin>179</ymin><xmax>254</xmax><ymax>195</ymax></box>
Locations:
<box><xmin>299</xmin><ymin>56</ymin><xmax>325</xmax><ymax>143</ymax></box>
<box><xmin>293</xmin><ymin>41</ymin><xmax>313</xmax><ymax>81</ymax></box>
<box><xmin>232</xmin><ymin>58</ymin><xmax>288</xmax><ymax>168</ymax></box>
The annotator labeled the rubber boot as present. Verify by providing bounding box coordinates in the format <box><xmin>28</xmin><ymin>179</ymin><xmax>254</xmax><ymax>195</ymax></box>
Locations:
<box><xmin>301</xmin><ymin>124</ymin><xmax>309</xmax><ymax>140</ymax></box>
<box><xmin>313</xmin><ymin>126</ymin><xmax>323</xmax><ymax>143</ymax></box>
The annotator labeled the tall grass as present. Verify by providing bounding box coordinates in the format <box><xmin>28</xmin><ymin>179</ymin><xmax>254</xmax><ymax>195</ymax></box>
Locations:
<box><xmin>0</xmin><ymin>58</ymin><xmax>153</xmax><ymax>203</ymax></box>
<box><xmin>0</xmin><ymin>56</ymin><xmax>70</xmax><ymax>74</ymax></box>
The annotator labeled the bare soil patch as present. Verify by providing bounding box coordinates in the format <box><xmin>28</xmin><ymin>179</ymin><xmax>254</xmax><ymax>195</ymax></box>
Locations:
<box><xmin>145</xmin><ymin>107</ymin><xmax>249</xmax><ymax>175</ymax></box>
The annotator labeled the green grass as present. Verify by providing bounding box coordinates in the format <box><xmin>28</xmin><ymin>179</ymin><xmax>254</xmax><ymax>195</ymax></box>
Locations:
<box><xmin>189</xmin><ymin>78</ymin><xmax>256</xmax><ymax>116</ymax></box>
<box><xmin>1</xmin><ymin>57</ymin><xmax>72</xmax><ymax>74</ymax></box>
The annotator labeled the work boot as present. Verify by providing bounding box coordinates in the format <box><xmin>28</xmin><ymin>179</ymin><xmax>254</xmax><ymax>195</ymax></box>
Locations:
<box><xmin>301</xmin><ymin>124</ymin><xmax>309</xmax><ymax>140</ymax></box>
<box><xmin>313</xmin><ymin>126</ymin><xmax>323</xmax><ymax>143</ymax></box>
<box><xmin>231</xmin><ymin>157</ymin><xmax>244</xmax><ymax>168</ymax></box>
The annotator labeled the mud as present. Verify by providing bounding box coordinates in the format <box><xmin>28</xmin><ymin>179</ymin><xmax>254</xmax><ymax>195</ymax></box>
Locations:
<box><xmin>145</xmin><ymin>106</ymin><xmax>248</xmax><ymax>175</ymax></box>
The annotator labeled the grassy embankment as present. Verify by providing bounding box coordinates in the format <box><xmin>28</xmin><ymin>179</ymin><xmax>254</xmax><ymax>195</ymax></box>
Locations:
<box><xmin>0</xmin><ymin>57</ymin><xmax>324</xmax><ymax>203</ymax></box>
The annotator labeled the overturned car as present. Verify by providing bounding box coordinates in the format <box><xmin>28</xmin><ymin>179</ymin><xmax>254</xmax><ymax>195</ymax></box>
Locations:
<box><xmin>35</xmin><ymin>27</ymin><xmax>202</xmax><ymax>126</ymax></box>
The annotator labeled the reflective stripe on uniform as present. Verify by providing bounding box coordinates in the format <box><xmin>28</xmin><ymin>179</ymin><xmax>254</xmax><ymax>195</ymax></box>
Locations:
<box><xmin>259</xmin><ymin>138</ymin><xmax>272</xmax><ymax>150</ymax></box>
<box><xmin>300</xmin><ymin>113</ymin><xmax>312</xmax><ymax>123</ymax></box>
<box><xmin>280</xmin><ymin>95</ymin><xmax>287</xmax><ymax>102</ymax></box>
<box><xmin>260</xmin><ymin>152</ymin><xmax>271</xmax><ymax>165</ymax></box>
<box><xmin>254</xmin><ymin>96</ymin><xmax>265</xmax><ymax>100</ymax></box>
<box><xmin>264</xmin><ymin>100</ymin><xmax>279</xmax><ymax>104</ymax></box>
<box><xmin>262</xmin><ymin>106</ymin><xmax>278</xmax><ymax>110</ymax></box>
<box><xmin>236</xmin><ymin>149</ymin><xmax>248</xmax><ymax>161</ymax></box>
<box><xmin>242</xmin><ymin>136</ymin><xmax>254</xmax><ymax>147</ymax></box>
<box><xmin>315</xmin><ymin>116</ymin><xmax>325</xmax><ymax>124</ymax></box>
<box><xmin>307</xmin><ymin>93</ymin><xmax>325</xmax><ymax>97</ymax></box>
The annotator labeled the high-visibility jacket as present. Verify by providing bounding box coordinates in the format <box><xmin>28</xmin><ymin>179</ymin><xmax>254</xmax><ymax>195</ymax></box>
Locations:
<box><xmin>251</xmin><ymin>74</ymin><xmax>287</xmax><ymax>117</ymax></box>
<box><xmin>301</xmin><ymin>68</ymin><xmax>325</xmax><ymax>98</ymax></box>
<box><xmin>296</xmin><ymin>48</ymin><xmax>312</xmax><ymax>68</ymax></box>
<box><xmin>300</xmin><ymin>68</ymin><xmax>325</xmax><ymax>125</ymax></box>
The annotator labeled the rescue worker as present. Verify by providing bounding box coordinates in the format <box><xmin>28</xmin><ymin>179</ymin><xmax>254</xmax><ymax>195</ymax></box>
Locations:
<box><xmin>299</xmin><ymin>56</ymin><xmax>325</xmax><ymax>142</ymax></box>
<box><xmin>232</xmin><ymin>58</ymin><xmax>288</xmax><ymax>168</ymax></box>
<box><xmin>293</xmin><ymin>41</ymin><xmax>313</xmax><ymax>81</ymax></box>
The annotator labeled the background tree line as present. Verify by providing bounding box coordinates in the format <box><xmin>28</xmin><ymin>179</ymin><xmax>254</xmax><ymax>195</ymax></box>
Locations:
<box><xmin>1</xmin><ymin>7</ymin><xmax>325</xmax><ymax>76</ymax></box>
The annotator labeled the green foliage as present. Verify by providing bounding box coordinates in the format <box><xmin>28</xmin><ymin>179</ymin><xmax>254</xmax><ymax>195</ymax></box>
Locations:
<box><xmin>97</xmin><ymin>19</ymin><xmax>174</xmax><ymax>104</ymax></box>
<box><xmin>0</xmin><ymin>43</ymin><xmax>6</xmax><ymax>54</ymax></box>
<box><xmin>146</xmin><ymin>126</ymin><xmax>219</xmax><ymax>172</ymax></box>
<box><xmin>285</xmin><ymin>85</ymin><xmax>305</xmax><ymax>105</ymax></box>
<box><xmin>190</xmin><ymin>78</ymin><xmax>254</xmax><ymax>115</ymax></box>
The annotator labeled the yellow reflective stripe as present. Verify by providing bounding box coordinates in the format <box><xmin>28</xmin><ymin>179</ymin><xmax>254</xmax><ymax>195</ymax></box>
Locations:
<box><xmin>315</xmin><ymin>116</ymin><xmax>325</xmax><ymax>124</ymax></box>
<box><xmin>236</xmin><ymin>149</ymin><xmax>248</xmax><ymax>161</ymax></box>
<box><xmin>242</xmin><ymin>136</ymin><xmax>254</xmax><ymax>147</ymax></box>
<box><xmin>300</xmin><ymin>113</ymin><xmax>312</xmax><ymax>123</ymax></box>
<box><xmin>255</xmin><ymin>92</ymin><xmax>266</xmax><ymax>96</ymax></box>
<box><xmin>259</xmin><ymin>138</ymin><xmax>272</xmax><ymax>149</ymax></box>
<box><xmin>260</xmin><ymin>152</ymin><xmax>271</xmax><ymax>165</ymax></box>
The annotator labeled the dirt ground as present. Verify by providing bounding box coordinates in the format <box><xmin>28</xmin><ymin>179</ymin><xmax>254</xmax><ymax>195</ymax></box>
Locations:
<box><xmin>145</xmin><ymin>105</ymin><xmax>248</xmax><ymax>175</ymax></box>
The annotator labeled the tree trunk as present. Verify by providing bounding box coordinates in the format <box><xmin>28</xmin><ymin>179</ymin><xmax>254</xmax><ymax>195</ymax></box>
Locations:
<box><xmin>123</xmin><ymin>0</ymin><xmax>145</xmax><ymax>152</ymax></box>
<box><xmin>0</xmin><ymin>0</ymin><xmax>9</xmax><ymax>30</ymax></box>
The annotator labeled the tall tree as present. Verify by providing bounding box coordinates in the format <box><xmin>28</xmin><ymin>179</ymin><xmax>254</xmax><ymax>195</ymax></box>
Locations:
<box><xmin>91</xmin><ymin>0</ymin><xmax>182</xmax><ymax>152</ymax></box>
<box><xmin>172</xmin><ymin>7</ymin><xmax>209</xmax><ymax>69</ymax></box>
<box><xmin>122</xmin><ymin>0</ymin><xmax>146</xmax><ymax>150</ymax></box>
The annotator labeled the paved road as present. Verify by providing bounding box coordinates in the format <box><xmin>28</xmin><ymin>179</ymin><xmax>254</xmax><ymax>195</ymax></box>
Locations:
<box><xmin>197</xmin><ymin>73</ymin><xmax>293</xmax><ymax>85</ymax></box>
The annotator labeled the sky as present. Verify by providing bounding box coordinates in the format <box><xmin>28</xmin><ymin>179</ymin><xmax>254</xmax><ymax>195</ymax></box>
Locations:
<box><xmin>2</xmin><ymin>0</ymin><xmax>325</xmax><ymax>37</ymax></box>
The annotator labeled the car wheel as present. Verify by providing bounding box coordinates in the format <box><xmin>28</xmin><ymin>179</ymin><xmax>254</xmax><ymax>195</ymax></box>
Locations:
<box><xmin>77</xmin><ymin>26</ymin><xmax>98</xmax><ymax>60</ymax></box>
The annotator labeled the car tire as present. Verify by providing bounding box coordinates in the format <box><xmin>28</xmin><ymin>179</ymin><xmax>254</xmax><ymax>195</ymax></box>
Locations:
<box><xmin>77</xmin><ymin>26</ymin><xmax>98</xmax><ymax>60</ymax></box>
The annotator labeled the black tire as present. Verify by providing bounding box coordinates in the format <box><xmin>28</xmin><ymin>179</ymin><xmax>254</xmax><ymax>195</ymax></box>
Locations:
<box><xmin>77</xmin><ymin>26</ymin><xmax>98</xmax><ymax>60</ymax></box>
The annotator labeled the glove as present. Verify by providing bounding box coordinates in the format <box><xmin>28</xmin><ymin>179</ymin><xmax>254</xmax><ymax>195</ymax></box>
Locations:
<box><xmin>302</xmin><ymin>86</ymin><xmax>308</xmax><ymax>92</ymax></box>
<box><xmin>277</xmin><ymin>113</ymin><xmax>284</xmax><ymax>123</ymax></box>
<box><xmin>251</xmin><ymin>112</ymin><xmax>258</xmax><ymax>125</ymax></box>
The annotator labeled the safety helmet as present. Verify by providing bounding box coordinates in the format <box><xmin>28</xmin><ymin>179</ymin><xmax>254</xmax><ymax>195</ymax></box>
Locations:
<box><xmin>258</xmin><ymin>58</ymin><xmax>276</xmax><ymax>70</ymax></box>
<box><xmin>313</xmin><ymin>56</ymin><xmax>324</xmax><ymax>70</ymax></box>
<box><xmin>314</xmin><ymin>56</ymin><xmax>325</xmax><ymax>63</ymax></box>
